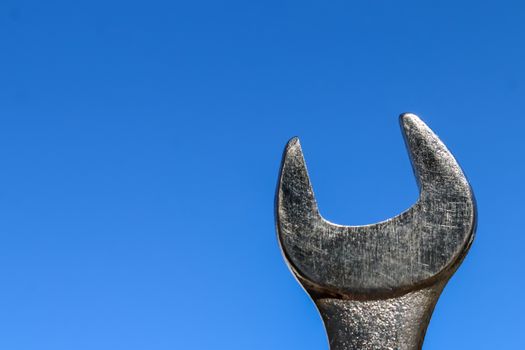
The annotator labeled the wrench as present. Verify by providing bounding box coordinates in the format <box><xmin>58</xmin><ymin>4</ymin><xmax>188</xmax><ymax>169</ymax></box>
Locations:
<box><xmin>275</xmin><ymin>114</ymin><xmax>476</xmax><ymax>350</ymax></box>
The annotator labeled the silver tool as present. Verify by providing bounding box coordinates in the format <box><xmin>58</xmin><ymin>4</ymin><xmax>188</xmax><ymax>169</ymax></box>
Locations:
<box><xmin>275</xmin><ymin>114</ymin><xmax>476</xmax><ymax>350</ymax></box>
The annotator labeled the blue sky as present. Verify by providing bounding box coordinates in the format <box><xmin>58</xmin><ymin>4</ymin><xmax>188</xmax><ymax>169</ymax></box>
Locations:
<box><xmin>0</xmin><ymin>1</ymin><xmax>524</xmax><ymax>349</ymax></box>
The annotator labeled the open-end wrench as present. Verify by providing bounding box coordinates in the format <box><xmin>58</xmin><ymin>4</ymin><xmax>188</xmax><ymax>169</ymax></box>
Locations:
<box><xmin>275</xmin><ymin>114</ymin><xmax>477</xmax><ymax>350</ymax></box>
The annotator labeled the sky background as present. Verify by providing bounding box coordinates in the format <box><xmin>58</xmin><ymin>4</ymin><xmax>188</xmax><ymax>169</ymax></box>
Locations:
<box><xmin>1</xmin><ymin>1</ymin><xmax>524</xmax><ymax>349</ymax></box>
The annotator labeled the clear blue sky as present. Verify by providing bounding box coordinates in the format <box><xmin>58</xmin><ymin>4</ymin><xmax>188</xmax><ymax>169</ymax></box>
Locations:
<box><xmin>0</xmin><ymin>1</ymin><xmax>524</xmax><ymax>349</ymax></box>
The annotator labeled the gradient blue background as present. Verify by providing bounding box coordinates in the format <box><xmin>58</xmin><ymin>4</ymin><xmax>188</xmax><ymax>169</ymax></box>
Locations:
<box><xmin>1</xmin><ymin>1</ymin><xmax>524</xmax><ymax>349</ymax></box>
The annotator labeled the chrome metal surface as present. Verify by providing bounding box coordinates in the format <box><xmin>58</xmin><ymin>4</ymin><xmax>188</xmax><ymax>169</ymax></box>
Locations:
<box><xmin>275</xmin><ymin>114</ymin><xmax>477</xmax><ymax>350</ymax></box>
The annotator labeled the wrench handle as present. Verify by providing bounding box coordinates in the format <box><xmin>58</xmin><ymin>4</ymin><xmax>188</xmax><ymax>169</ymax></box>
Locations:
<box><xmin>314</xmin><ymin>283</ymin><xmax>444</xmax><ymax>350</ymax></box>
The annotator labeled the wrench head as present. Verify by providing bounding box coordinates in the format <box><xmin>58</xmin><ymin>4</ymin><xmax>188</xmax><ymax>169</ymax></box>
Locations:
<box><xmin>276</xmin><ymin>114</ymin><xmax>476</xmax><ymax>297</ymax></box>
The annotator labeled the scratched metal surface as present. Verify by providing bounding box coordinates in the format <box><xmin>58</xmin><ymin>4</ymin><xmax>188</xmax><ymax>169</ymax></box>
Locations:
<box><xmin>275</xmin><ymin>114</ymin><xmax>477</xmax><ymax>349</ymax></box>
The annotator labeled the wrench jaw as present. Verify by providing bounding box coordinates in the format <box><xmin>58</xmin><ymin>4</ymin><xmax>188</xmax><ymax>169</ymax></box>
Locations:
<box><xmin>275</xmin><ymin>114</ymin><xmax>477</xmax><ymax>349</ymax></box>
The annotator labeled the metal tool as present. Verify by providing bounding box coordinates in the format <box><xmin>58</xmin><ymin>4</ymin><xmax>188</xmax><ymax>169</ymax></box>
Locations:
<box><xmin>275</xmin><ymin>114</ymin><xmax>476</xmax><ymax>350</ymax></box>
